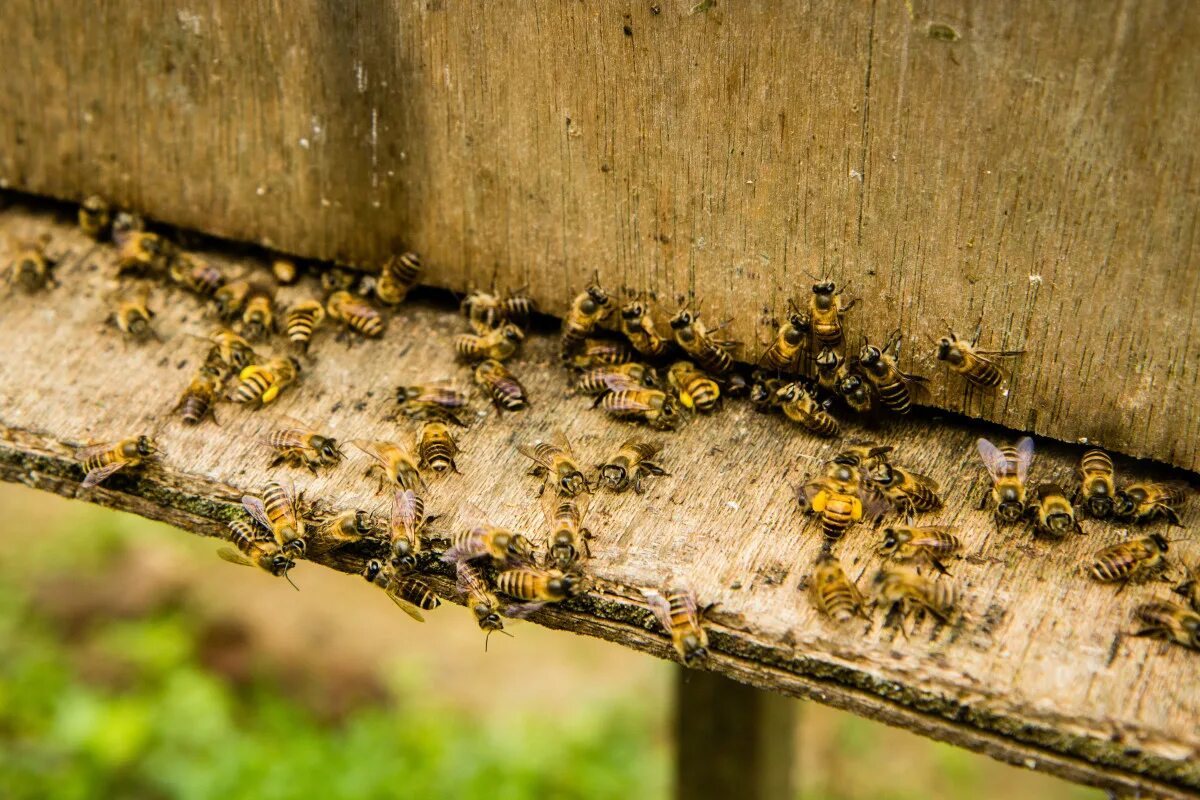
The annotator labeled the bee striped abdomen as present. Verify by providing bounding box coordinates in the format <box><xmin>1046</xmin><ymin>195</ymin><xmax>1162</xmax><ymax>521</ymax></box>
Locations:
<box><xmin>819</xmin><ymin>495</ymin><xmax>856</xmax><ymax>540</ymax></box>
<box><xmin>682</xmin><ymin>378</ymin><xmax>720</xmax><ymax>412</ymax></box>
<box><xmin>395</xmin><ymin>576</ymin><xmax>440</xmax><ymax>610</ymax></box>
<box><xmin>963</xmin><ymin>354</ymin><xmax>1004</xmax><ymax>387</ymax></box>
<box><xmin>232</xmin><ymin>369</ymin><xmax>271</xmax><ymax>403</ymax></box>
<box><xmin>285</xmin><ymin>300</ymin><xmax>325</xmax><ymax>350</ymax></box>
<box><xmin>343</xmin><ymin>309</ymin><xmax>383</xmax><ymax>337</ymax></box>
<box><xmin>377</xmin><ymin>252</ymin><xmax>421</xmax><ymax>304</ymax></box>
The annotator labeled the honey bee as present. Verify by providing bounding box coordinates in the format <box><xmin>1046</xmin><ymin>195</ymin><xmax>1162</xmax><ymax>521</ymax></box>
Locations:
<box><xmin>456</xmin><ymin>561</ymin><xmax>509</xmax><ymax>643</ymax></box>
<box><xmin>417</xmin><ymin>421</ymin><xmax>460</xmax><ymax>474</ymax></box>
<box><xmin>865</xmin><ymin>461</ymin><xmax>943</xmax><ymax>514</ymax></box>
<box><xmin>461</xmin><ymin>288</ymin><xmax>536</xmax><ymax>333</ymax></box>
<box><xmin>667</xmin><ymin>361</ymin><xmax>721</xmax><ymax>413</ymax></box>
<box><xmin>110</xmin><ymin>211</ymin><xmax>145</xmax><ymax>242</ymax></box>
<box><xmin>78</xmin><ymin>195</ymin><xmax>112</xmax><ymax>239</ymax></box>
<box><xmin>116</xmin><ymin>231</ymin><xmax>173</xmax><ymax>275</ymax></box>
<box><xmin>108</xmin><ymin>287</ymin><xmax>160</xmax><ymax>341</ymax></box>
<box><xmin>879</xmin><ymin>526</ymin><xmax>961</xmax><ymax>574</ymax></box>
<box><xmin>596</xmin><ymin>388</ymin><xmax>681</xmax><ymax>430</ymax></box>
<box><xmin>264</xmin><ymin>416</ymin><xmax>344</xmax><ymax>474</ymax></box>
<box><xmin>474</xmin><ymin>359</ymin><xmax>529</xmax><ymax>412</ymax></box>
<box><xmin>618</xmin><ymin>299</ymin><xmax>673</xmax><ymax>359</ymax></box>
<box><xmin>497</xmin><ymin>567</ymin><xmax>585</xmax><ymax>615</ymax></box>
<box><xmin>518</xmin><ymin>432</ymin><xmax>589</xmax><ymax>496</ymax></box>
<box><xmin>575</xmin><ymin>363</ymin><xmax>657</xmax><ymax>396</ymax></box>
<box><xmin>327</xmin><ymin>290</ymin><xmax>385</xmax><ymax>338</ymax></box>
<box><xmin>453</xmin><ymin>323</ymin><xmax>525</xmax><ymax>362</ymax></box>
<box><xmin>352</xmin><ymin>439</ymin><xmax>425</xmax><ymax>492</ymax></box>
<box><xmin>813</xmin><ymin>347</ymin><xmax>843</xmax><ymax>394</ymax></box>
<box><xmin>396</xmin><ymin>384</ymin><xmax>470</xmax><ymax>426</ymax></box>
<box><xmin>598</xmin><ymin>439</ymin><xmax>668</xmax><ymax>494</ymax></box>
<box><xmin>1027</xmin><ymin>483</ymin><xmax>1083</xmax><ymax>539</ymax></box>
<box><xmin>1090</xmin><ymin>533</ymin><xmax>1170</xmax><ymax>586</ymax></box>
<box><xmin>1074</xmin><ymin>449</ymin><xmax>1117</xmax><ymax>520</ymax></box>
<box><xmin>1173</xmin><ymin>564</ymin><xmax>1200</xmax><ymax>613</ymax></box>
<box><xmin>542</xmin><ymin>490</ymin><xmax>591</xmax><ymax>571</ymax></box>
<box><xmin>174</xmin><ymin>371</ymin><xmax>220</xmax><ymax>425</ymax></box>
<box><xmin>837</xmin><ymin>370</ymin><xmax>876</xmax><ymax>415</ymax></box>
<box><xmin>872</xmin><ymin>566</ymin><xmax>959</xmax><ymax>624</ymax></box>
<box><xmin>168</xmin><ymin>253</ymin><xmax>222</xmax><ymax>297</ymax></box>
<box><xmin>808</xmin><ymin>279</ymin><xmax>857</xmax><ymax>347</ymax></box>
<box><xmin>776</xmin><ymin>382</ymin><xmax>839</xmax><ymax>437</ymax></box>
<box><xmin>443</xmin><ymin>505</ymin><xmax>535</xmax><ymax>567</ymax></box>
<box><xmin>749</xmin><ymin>372</ymin><xmax>785</xmax><ymax>413</ymax></box>
<box><xmin>1131</xmin><ymin>601</ymin><xmax>1200</xmax><ymax>651</ymax></box>
<box><xmin>364</xmin><ymin>559</ymin><xmax>440</xmax><ymax>621</ymax></box>
<box><xmin>833</xmin><ymin>443</ymin><xmax>894</xmax><ymax>470</ymax></box>
<box><xmin>1113</xmin><ymin>482</ymin><xmax>1187</xmax><ymax>526</ymax></box>
<box><xmin>218</xmin><ymin>520</ymin><xmax>296</xmax><ymax>582</ymax></box>
<box><xmin>376</xmin><ymin>252</ymin><xmax>421</xmax><ymax>305</ymax></box>
<box><xmin>976</xmin><ymin>437</ymin><xmax>1034</xmax><ymax>523</ymax></box>
<box><xmin>668</xmin><ymin>308</ymin><xmax>738</xmax><ymax>375</ymax></box>
<box><xmin>799</xmin><ymin>462</ymin><xmax>885</xmax><ymax>541</ymax></box>
<box><xmin>240</xmin><ymin>288</ymin><xmax>275</xmax><ymax>342</ymax></box>
<box><xmin>74</xmin><ymin>436</ymin><xmax>163</xmax><ymax>488</ymax></box>
<box><xmin>213</xmin><ymin>279</ymin><xmax>251</xmax><ymax>320</ymax></box>
<box><xmin>935</xmin><ymin>326</ymin><xmax>1024</xmax><ymax>389</ymax></box>
<box><xmin>388</xmin><ymin>489</ymin><xmax>429</xmax><ymax>569</ymax></box>
<box><xmin>305</xmin><ymin>509</ymin><xmax>372</xmax><ymax>558</ymax></box>
<box><xmin>230</xmin><ymin>356</ymin><xmax>301</xmax><ymax>404</ymax></box>
<box><xmin>569</xmin><ymin>338</ymin><xmax>635</xmax><ymax>369</ymax></box>
<box><xmin>759</xmin><ymin>304</ymin><xmax>811</xmax><ymax>374</ymax></box>
<box><xmin>271</xmin><ymin>257</ymin><xmax>299</xmax><ymax>285</ymax></box>
<box><xmin>809</xmin><ymin>553</ymin><xmax>868</xmax><ymax>622</ymax></box>
<box><xmin>284</xmin><ymin>299</ymin><xmax>326</xmax><ymax>352</ymax></box>
<box><xmin>320</xmin><ymin>266</ymin><xmax>359</xmax><ymax>294</ymax></box>
<box><xmin>241</xmin><ymin>481</ymin><xmax>307</xmax><ymax>557</ymax></box>
<box><xmin>858</xmin><ymin>333</ymin><xmax>927</xmax><ymax>414</ymax></box>
<box><xmin>641</xmin><ymin>588</ymin><xmax>709</xmax><ymax>666</ymax></box>
<box><xmin>561</xmin><ymin>285</ymin><xmax>615</xmax><ymax>359</ymax></box>
<box><xmin>2</xmin><ymin>236</ymin><xmax>57</xmax><ymax>293</ymax></box>
<box><xmin>209</xmin><ymin>328</ymin><xmax>256</xmax><ymax>373</ymax></box>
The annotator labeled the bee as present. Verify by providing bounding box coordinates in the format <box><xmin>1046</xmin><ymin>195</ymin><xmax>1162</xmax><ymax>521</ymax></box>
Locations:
<box><xmin>364</xmin><ymin>559</ymin><xmax>440</xmax><ymax>622</ymax></box>
<box><xmin>1173</xmin><ymin>564</ymin><xmax>1200</xmax><ymax>613</ymax></box>
<box><xmin>169</xmin><ymin>253</ymin><xmax>225</xmax><ymax>297</ymax></box>
<box><xmin>376</xmin><ymin>251</ymin><xmax>421</xmax><ymax>305</ymax></box>
<box><xmin>641</xmin><ymin>588</ymin><xmax>709</xmax><ymax>666</ymax></box>
<box><xmin>1074</xmin><ymin>449</ymin><xmax>1117</xmax><ymax>520</ymax></box>
<box><xmin>2</xmin><ymin>236</ymin><xmax>57</xmax><ymax>293</ymax></box>
<box><xmin>542</xmin><ymin>489</ymin><xmax>591</xmax><ymax>571</ymax></box>
<box><xmin>218</xmin><ymin>520</ymin><xmax>296</xmax><ymax>582</ymax></box>
<box><xmin>618</xmin><ymin>299</ymin><xmax>673</xmax><ymax>359</ymax></box>
<box><xmin>1131</xmin><ymin>601</ymin><xmax>1200</xmax><ymax>652</ymax></box>
<box><xmin>809</xmin><ymin>553</ymin><xmax>868</xmax><ymax>622</ymax></box>
<box><xmin>808</xmin><ymin>279</ymin><xmax>857</xmax><ymax>347</ymax></box>
<box><xmin>1113</xmin><ymin>482</ymin><xmax>1187</xmax><ymax>526</ymax></box>
<box><xmin>879</xmin><ymin>526</ymin><xmax>961</xmax><ymax>574</ymax></box>
<box><xmin>78</xmin><ymin>195</ymin><xmax>112</xmax><ymax>239</ymax></box>
<box><xmin>461</xmin><ymin>288</ymin><xmax>537</xmax><ymax>333</ymax></box>
<box><xmin>814</xmin><ymin>348</ymin><xmax>843</xmax><ymax>394</ymax></box>
<box><xmin>271</xmin><ymin>257</ymin><xmax>299</xmax><ymax>285</ymax></box>
<box><xmin>116</xmin><ymin>231</ymin><xmax>173</xmax><ymax>275</ymax></box>
<box><xmin>417</xmin><ymin>421</ymin><xmax>461</xmax><ymax>474</ymax></box>
<box><xmin>241</xmin><ymin>481</ymin><xmax>307</xmax><ymax>557</ymax></box>
<box><xmin>209</xmin><ymin>328</ymin><xmax>256</xmax><ymax>373</ymax></box>
<box><xmin>872</xmin><ymin>566</ymin><xmax>959</xmax><ymax>624</ymax></box>
<box><xmin>352</xmin><ymin>439</ymin><xmax>425</xmax><ymax>492</ymax></box>
<box><xmin>305</xmin><ymin>508</ymin><xmax>372</xmax><ymax>558</ymax></box>
<box><xmin>858</xmin><ymin>333</ymin><xmax>927</xmax><ymax>414</ymax></box>
<box><xmin>474</xmin><ymin>359</ymin><xmax>529</xmax><ymax>412</ymax></box>
<box><xmin>976</xmin><ymin>437</ymin><xmax>1034</xmax><ymax>523</ymax></box>
<box><xmin>935</xmin><ymin>327</ymin><xmax>1024</xmax><ymax>389</ymax></box>
<box><xmin>561</xmin><ymin>284</ymin><xmax>615</xmax><ymax>359</ymax></box>
<box><xmin>776</xmin><ymin>382</ymin><xmax>839</xmax><ymax>437</ymax></box>
<box><xmin>759</xmin><ymin>304</ymin><xmax>811</xmax><ymax>374</ymax></box>
<box><xmin>213</xmin><ymin>279</ymin><xmax>252</xmax><ymax>320</ymax></box>
<box><xmin>284</xmin><ymin>299</ymin><xmax>326</xmax><ymax>352</ymax></box>
<box><xmin>240</xmin><ymin>288</ymin><xmax>275</xmax><ymax>342</ymax></box>
<box><xmin>799</xmin><ymin>462</ymin><xmax>885</xmax><ymax>541</ymax></box>
<box><xmin>174</xmin><ymin>371</ymin><xmax>220</xmax><ymax>425</ymax></box>
<box><xmin>598</xmin><ymin>439</ymin><xmax>668</xmax><ymax>494</ymax></box>
<box><xmin>264</xmin><ymin>416</ymin><xmax>344</xmax><ymax>474</ymax></box>
<box><xmin>596</xmin><ymin>388</ymin><xmax>681</xmax><ymax>430</ymax></box>
<box><xmin>108</xmin><ymin>287</ymin><xmax>160</xmax><ymax>341</ymax></box>
<box><xmin>865</xmin><ymin>461</ymin><xmax>942</xmax><ymax>514</ymax></box>
<box><xmin>230</xmin><ymin>356</ymin><xmax>301</xmax><ymax>404</ymax></box>
<box><xmin>575</xmin><ymin>363</ymin><xmax>657</xmax><ymax>396</ymax></box>
<box><xmin>496</xmin><ymin>567</ymin><xmax>585</xmax><ymax>615</ymax></box>
<box><xmin>667</xmin><ymin>361</ymin><xmax>721</xmax><ymax>413</ymax></box>
<box><xmin>453</xmin><ymin>322</ymin><xmax>525</xmax><ymax>362</ymax></box>
<box><xmin>668</xmin><ymin>308</ymin><xmax>738</xmax><ymax>375</ymax></box>
<box><xmin>110</xmin><ymin>211</ymin><xmax>145</xmax><ymax>242</ymax></box>
<box><xmin>749</xmin><ymin>373</ymin><xmax>785</xmax><ymax>413</ymax></box>
<box><xmin>327</xmin><ymin>290</ymin><xmax>385</xmax><ymax>338</ymax></box>
<box><xmin>837</xmin><ymin>371</ymin><xmax>876</xmax><ymax>415</ymax></box>
<box><xmin>443</xmin><ymin>505</ymin><xmax>535</xmax><ymax>567</ymax></box>
<box><xmin>518</xmin><ymin>431</ymin><xmax>589</xmax><ymax>496</ymax></box>
<box><xmin>74</xmin><ymin>436</ymin><xmax>163</xmax><ymax>488</ymax></box>
<box><xmin>833</xmin><ymin>443</ymin><xmax>894</xmax><ymax>470</ymax></box>
<box><xmin>569</xmin><ymin>337</ymin><xmax>635</xmax><ymax>368</ymax></box>
<box><xmin>1027</xmin><ymin>483</ymin><xmax>1083</xmax><ymax>538</ymax></box>
<box><xmin>1090</xmin><ymin>533</ymin><xmax>1170</xmax><ymax>586</ymax></box>
<box><xmin>456</xmin><ymin>562</ymin><xmax>508</xmax><ymax>643</ymax></box>
<box><xmin>320</xmin><ymin>266</ymin><xmax>359</xmax><ymax>294</ymax></box>
<box><xmin>388</xmin><ymin>489</ymin><xmax>429</xmax><ymax>570</ymax></box>
<box><xmin>396</xmin><ymin>384</ymin><xmax>470</xmax><ymax>426</ymax></box>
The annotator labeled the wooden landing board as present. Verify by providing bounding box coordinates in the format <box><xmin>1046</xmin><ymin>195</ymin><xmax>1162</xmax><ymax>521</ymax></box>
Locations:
<box><xmin>0</xmin><ymin>205</ymin><xmax>1197</xmax><ymax>797</ymax></box>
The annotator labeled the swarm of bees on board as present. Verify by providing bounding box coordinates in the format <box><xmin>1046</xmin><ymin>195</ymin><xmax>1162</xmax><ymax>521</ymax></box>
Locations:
<box><xmin>9</xmin><ymin>193</ymin><xmax>1191</xmax><ymax>668</ymax></box>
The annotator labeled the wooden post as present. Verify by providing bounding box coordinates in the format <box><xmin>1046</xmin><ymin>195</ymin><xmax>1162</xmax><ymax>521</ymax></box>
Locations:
<box><xmin>674</xmin><ymin>668</ymin><xmax>797</xmax><ymax>800</ymax></box>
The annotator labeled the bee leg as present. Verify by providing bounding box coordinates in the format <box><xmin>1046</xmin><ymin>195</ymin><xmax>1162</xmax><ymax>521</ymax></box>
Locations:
<box><xmin>1164</xmin><ymin>507</ymin><xmax>1183</xmax><ymax>527</ymax></box>
<box><xmin>929</xmin><ymin>557</ymin><xmax>950</xmax><ymax>577</ymax></box>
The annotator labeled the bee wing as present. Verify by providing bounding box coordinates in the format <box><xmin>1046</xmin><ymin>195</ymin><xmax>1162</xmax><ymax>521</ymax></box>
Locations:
<box><xmin>603</xmin><ymin>374</ymin><xmax>642</xmax><ymax>393</ymax></box>
<box><xmin>455</xmin><ymin>561</ymin><xmax>485</xmax><ymax>597</ymax></box>
<box><xmin>859</xmin><ymin>485</ymin><xmax>891</xmax><ymax>521</ymax></box>
<box><xmin>975</xmin><ymin>438</ymin><xmax>1011</xmax><ymax>482</ymax></box>
<box><xmin>550</xmin><ymin>430</ymin><xmax>574</xmax><ymax>454</ymax></box>
<box><xmin>217</xmin><ymin>547</ymin><xmax>252</xmax><ymax>567</ymax></box>
<box><xmin>616</xmin><ymin>396</ymin><xmax>657</xmax><ymax>413</ymax></box>
<box><xmin>275</xmin><ymin>414</ymin><xmax>317</xmax><ymax>434</ymax></box>
<box><xmin>73</xmin><ymin>441</ymin><xmax>116</xmax><ymax>461</ymax></box>
<box><xmin>1014</xmin><ymin>436</ymin><xmax>1035</xmax><ymax>483</ymax></box>
<box><xmin>240</xmin><ymin>495</ymin><xmax>273</xmax><ymax>532</ymax></box>
<box><xmin>391</xmin><ymin>489</ymin><xmax>423</xmax><ymax>540</ymax></box>
<box><xmin>516</xmin><ymin>442</ymin><xmax>551</xmax><ymax>469</ymax></box>
<box><xmin>502</xmin><ymin>601</ymin><xmax>546</xmax><ymax>619</ymax></box>
<box><xmin>386</xmin><ymin>592</ymin><xmax>427</xmax><ymax>622</ymax></box>
<box><xmin>640</xmin><ymin>589</ymin><xmax>675</xmax><ymax>633</ymax></box>
<box><xmin>350</xmin><ymin>439</ymin><xmax>387</xmax><ymax>466</ymax></box>
<box><xmin>80</xmin><ymin>460</ymin><xmax>129</xmax><ymax>488</ymax></box>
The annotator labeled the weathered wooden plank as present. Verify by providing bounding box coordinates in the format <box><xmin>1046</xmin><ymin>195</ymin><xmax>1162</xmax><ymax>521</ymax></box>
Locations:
<box><xmin>1</xmin><ymin>204</ymin><xmax>1198</xmax><ymax>796</ymax></box>
<box><xmin>0</xmin><ymin>1</ymin><xmax>1196</xmax><ymax>470</ymax></box>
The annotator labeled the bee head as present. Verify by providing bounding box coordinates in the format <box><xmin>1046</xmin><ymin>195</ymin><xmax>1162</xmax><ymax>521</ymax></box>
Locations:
<box><xmin>562</xmin><ymin>473</ymin><xmax>589</xmax><ymax>496</ymax></box>
<box><xmin>1111</xmin><ymin>491</ymin><xmax>1136</xmax><ymax>519</ymax></box>
<box><xmin>353</xmin><ymin>510</ymin><xmax>372</xmax><ymax>536</ymax></box>
<box><xmin>812</xmin><ymin>280</ymin><xmax>835</xmax><ymax>296</ymax></box>
<box><xmin>392</xmin><ymin>538</ymin><xmax>418</xmax><ymax>570</ymax></box>
<box><xmin>621</xmin><ymin>302</ymin><xmax>644</xmax><ymax>321</ymax></box>
<box><xmin>668</xmin><ymin>310</ymin><xmax>692</xmax><ymax>331</ymax></box>
<box><xmin>586</xmin><ymin>285</ymin><xmax>609</xmax><ymax>306</ymax></box>
<box><xmin>881</xmin><ymin>528</ymin><xmax>899</xmax><ymax>550</ymax></box>
<box><xmin>815</xmin><ymin>348</ymin><xmax>839</xmax><ymax>370</ymax></box>
<box><xmin>776</xmin><ymin>383</ymin><xmax>798</xmax><ymax>403</ymax></box>
<box><xmin>508</xmin><ymin>534</ymin><xmax>535</xmax><ymax>563</ymax></box>
<box><xmin>363</xmin><ymin>559</ymin><xmax>385</xmax><ymax>583</ymax></box>
<box><xmin>318</xmin><ymin>438</ymin><xmax>343</xmax><ymax>462</ymax></box>
<box><xmin>503</xmin><ymin>325</ymin><xmax>524</xmax><ymax>343</ymax></box>
<box><xmin>682</xmin><ymin>636</ymin><xmax>709</xmax><ymax>666</ymax></box>
<box><xmin>936</xmin><ymin>337</ymin><xmax>954</xmax><ymax>361</ymax></box>
<box><xmin>859</xmin><ymin>344</ymin><xmax>881</xmax><ymax>367</ymax></box>
<box><xmin>996</xmin><ymin>501</ymin><xmax>1025</xmax><ymax>523</ymax></box>
<box><xmin>788</xmin><ymin>312</ymin><xmax>811</xmax><ymax>332</ymax></box>
<box><xmin>269</xmin><ymin>554</ymin><xmax>296</xmax><ymax>577</ymax></box>
<box><xmin>135</xmin><ymin>436</ymin><xmax>159</xmax><ymax>457</ymax></box>
<box><xmin>600</xmin><ymin>464</ymin><xmax>628</xmax><ymax>491</ymax></box>
<box><xmin>1151</xmin><ymin>533</ymin><xmax>1170</xmax><ymax>552</ymax></box>
<box><xmin>838</xmin><ymin>374</ymin><xmax>862</xmax><ymax>394</ymax></box>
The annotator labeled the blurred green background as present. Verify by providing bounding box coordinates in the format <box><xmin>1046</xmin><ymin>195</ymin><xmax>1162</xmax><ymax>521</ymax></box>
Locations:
<box><xmin>0</xmin><ymin>483</ymin><xmax>1101</xmax><ymax>800</ymax></box>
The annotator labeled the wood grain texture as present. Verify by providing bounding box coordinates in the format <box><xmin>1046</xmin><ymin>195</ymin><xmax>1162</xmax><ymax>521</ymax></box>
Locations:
<box><xmin>2</xmin><ymin>204</ymin><xmax>1198</xmax><ymax>797</ymax></box>
<box><xmin>0</xmin><ymin>1</ymin><xmax>1197</xmax><ymax>470</ymax></box>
